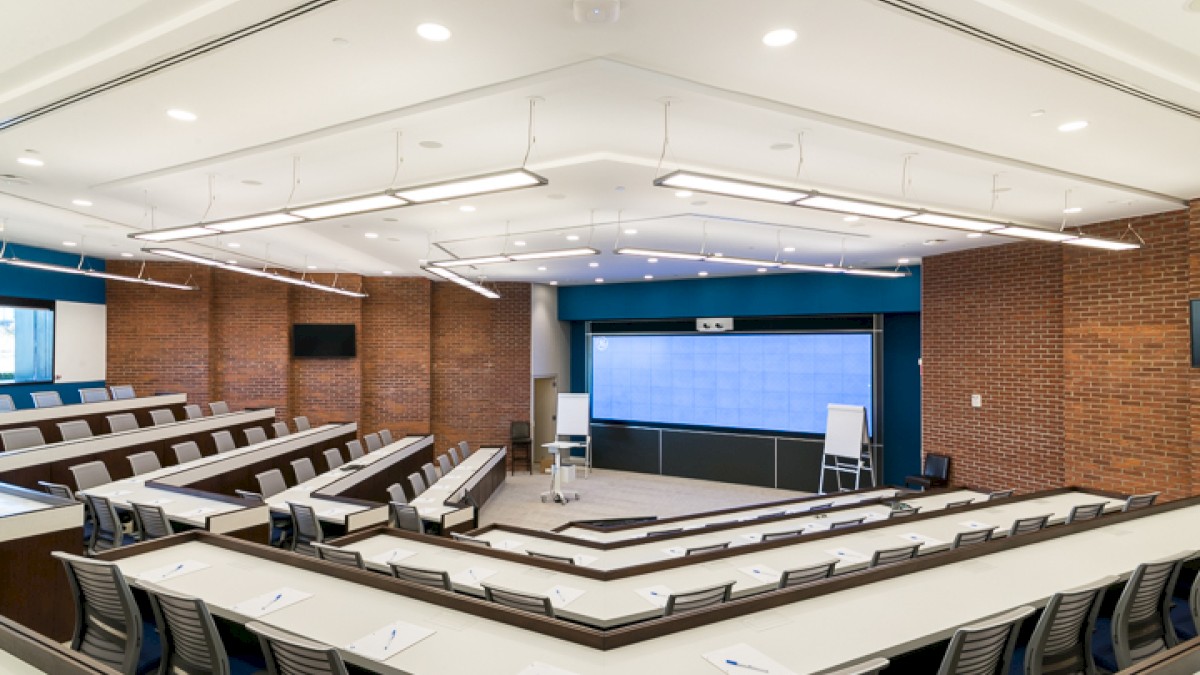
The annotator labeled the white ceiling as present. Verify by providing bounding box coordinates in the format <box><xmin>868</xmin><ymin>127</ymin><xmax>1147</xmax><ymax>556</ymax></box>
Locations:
<box><xmin>0</xmin><ymin>0</ymin><xmax>1196</xmax><ymax>287</ymax></box>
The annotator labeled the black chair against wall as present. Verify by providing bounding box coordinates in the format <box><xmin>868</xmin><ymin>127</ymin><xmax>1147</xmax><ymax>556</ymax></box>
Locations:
<box><xmin>905</xmin><ymin>453</ymin><xmax>950</xmax><ymax>490</ymax></box>
<box><xmin>510</xmin><ymin>421</ymin><xmax>533</xmax><ymax>475</ymax></box>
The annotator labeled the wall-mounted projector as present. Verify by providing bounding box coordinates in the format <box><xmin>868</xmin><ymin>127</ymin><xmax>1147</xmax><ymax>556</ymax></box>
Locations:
<box><xmin>574</xmin><ymin>0</ymin><xmax>621</xmax><ymax>24</ymax></box>
<box><xmin>696</xmin><ymin>318</ymin><xmax>734</xmax><ymax>333</ymax></box>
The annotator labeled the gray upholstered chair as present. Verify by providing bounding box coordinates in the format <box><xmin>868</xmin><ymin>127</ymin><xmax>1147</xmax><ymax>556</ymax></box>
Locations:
<box><xmin>208</xmin><ymin>401</ymin><xmax>229</xmax><ymax>415</ymax></box>
<box><xmin>386</xmin><ymin>483</ymin><xmax>407</xmax><ymax>505</ymax></box>
<box><xmin>390</xmin><ymin>503</ymin><xmax>424</xmax><ymax>533</ymax></box>
<box><xmin>126</xmin><ymin>451</ymin><xmax>162</xmax><ymax>476</ymax></box>
<box><xmin>247</xmin><ymin>621</ymin><xmax>348</xmax><ymax>675</ymax></box>
<box><xmin>437</xmin><ymin>453</ymin><xmax>454</xmax><ymax>477</ymax></box>
<box><xmin>345</xmin><ymin>439</ymin><xmax>365</xmax><ymax>460</ymax></box>
<box><xmin>390</xmin><ymin>563</ymin><xmax>452</xmax><ymax>590</ymax></box>
<box><xmin>1124</xmin><ymin>493</ymin><xmax>1160</xmax><ymax>512</ymax></box>
<box><xmin>172</xmin><ymin>441</ymin><xmax>202</xmax><ymax>465</ymax></box>
<box><xmin>57</xmin><ymin>420</ymin><xmax>94</xmax><ymax>441</ymax></box>
<box><xmin>1022</xmin><ymin>575</ymin><xmax>1115</xmax><ymax>675</ymax></box>
<box><xmin>952</xmin><ymin>527</ymin><xmax>997</xmax><ymax>549</ymax></box>
<box><xmin>79</xmin><ymin>387</ymin><xmax>110</xmax><ymax>403</ymax></box>
<box><xmin>211</xmin><ymin>430</ymin><xmax>236</xmax><ymax>453</ymax></box>
<box><xmin>685</xmin><ymin>542</ymin><xmax>729</xmax><ymax>557</ymax></box>
<box><xmin>288</xmin><ymin>502</ymin><xmax>323</xmax><ymax>556</ymax></box>
<box><xmin>1066</xmin><ymin>502</ymin><xmax>1107</xmax><ymax>524</ymax></box>
<box><xmin>143</xmin><ymin>583</ymin><xmax>230</xmax><ymax>675</ymax></box>
<box><xmin>663</xmin><ymin>581</ymin><xmax>735</xmax><ymax>616</ymax></box>
<box><xmin>482</xmin><ymin>584</ymin><xmax>555</xmax><ymax>617</ymax></box>
<box><xmin>1009</xmin><ymin>514</ymin><xmax>1051</xmax><ymax>537</ymax></box>
<box><xmin>31</xmin><ymin>390</ymin><xmax>63</xmax><ymax>408</ymax></box>
<box><xmin>68</xmin><ymin>460</ymin><xmax>113</xmax><ymax>491</ymax></box>
<box><xmin>869</xmin><ymin>543</ymin><xmax>920</xmax><ymax>568</ymax></box>
<box><xmin>935</xmin><ymin>605</ymin><xmax>1034</xmax><ymax>675</ymax></box>
<box><xmin>313</xmin><ymin>543</ymin><xmax>366</xmax><ymax>569</ymax></box>
<box><xmin>291</xmin><ymin>458</ymin><xmax>316</xmax><ymax>484</ymax></box>
<box><xmin>83</xmin><ymin>494</ymin><xmax>132</xmax><ymax>554</ymax></box>
<box><xmin>379</xmin><ymin>429</ymin><xmax>394</xmax><ymax>445</ymax></box>
<box><xmin>52</xmin><ymin>552</ymin><xmax>146</xmax><ymax>674</ymax></box>
<box><xmin>272</xmin><ymin>421</ymin><xmax>290</xmax><ymax>438</ymax></box>
<box><xmin>243</xmin><ymin>426</ymin><xmax>268</xmax><ymax>446</ymax></box>
<box><xmin>1</xmin><ymin>426</ymin><xmax>46</xmax><ymax>450</ymax></box>
<box><xmin>777</xmin><ymin>560</ymin><xmax>836</xmax><ymax>589</ymax></box>
<box><xmin>148</xmin><ymin>408</ymin><xmax>176</xmax><ymax>426</ymax></box>
<box><xmin>131</xmin><ymin>502</ymin><xmax>174</xmax><ymax>540</ymax></box>
<box><xmin>106</xmin><ymin>413</ymin><xmax>139</xmax><ymax>433</ymax></box>
<box><xmin>408</xmin><ymin>472</ymin><xmax>427</xmax><ymax>497</ymax></box>
<box><xmin>293</xmin><ymin>415</ymin><xmax>311</xmax><ymax>431</ymax></box>
<box><xmin>830</xmin><ymin>517</ymin><xmax>865</xmax><ymax>530</ymax></box>
<box><xmin>363</xmin><ymin>432</ymin><xmax>382</xmax><ymax>452</ymax></box>
<box><xmin>183</xmin><ymin>404</ymin><xmax>204</xmax><ymax>419</ymax></box>
<box><xmin>323</xmin><ymin>448</ymin><xmax>344</xmax><ymax>471</ymax></box>
<box><xmin>0</xmin><ymin>394</ymin><xmax>14</xmax><ymax>412</ymax></box>
<box><xmin>108</xmin><ymin>385</ymin><xmax>136</xmax><ymax>400</ymax></box>
<box><xmin>421</xmin><ymin>462</ymin><xmax>438</xmax><ymax>487</ymax></box>
<box><xmin>255</xmin><ymin>469</ymin><xmax>287</xmax><ymax>498</ymax></box>
<box><xmin>1096</xmin><ymin>551</ymin><xmax>1193</xmax><ymax>671</ymax></box>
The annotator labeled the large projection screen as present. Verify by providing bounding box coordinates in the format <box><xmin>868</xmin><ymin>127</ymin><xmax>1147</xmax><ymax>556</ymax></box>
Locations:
<box><xmin>590</xmin><ymin>333</ymin><xmax>873</xmax><ymax>435</ymax></box>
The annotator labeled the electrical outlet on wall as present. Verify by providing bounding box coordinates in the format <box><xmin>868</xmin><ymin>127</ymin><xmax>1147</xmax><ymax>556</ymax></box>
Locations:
<box><xmin>971</xmin><ymin>394</ymin><xmax>982</xmax><ymax>408</ymax></box>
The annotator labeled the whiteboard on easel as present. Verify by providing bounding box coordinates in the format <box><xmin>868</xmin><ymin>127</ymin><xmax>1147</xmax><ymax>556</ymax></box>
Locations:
<box><xmin>556</xmin><ymin>394</ymin><xmax>591</xmax><ymax>437</ymax></box>
<box><xmin>823</xmin><ymin>404</ymin><xmax>868</xmax><ymax>459</ymax></box>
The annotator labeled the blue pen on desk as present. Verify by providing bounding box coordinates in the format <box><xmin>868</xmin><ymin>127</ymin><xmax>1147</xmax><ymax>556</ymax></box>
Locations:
<box><xmin>383</xmin><ymin>627</ymin><xmax>397</xmax><ymax>651</ymax></box>
<box><xmin>261</xmin><ymin>593</ymin><xmax>284</xmax><ymax>611</ymax></box>
<box><xmin>725</xmin><ymin>659</ymin><xmax>769</xmax><ymax>673</ymax></box>
<box><xmin>554</xmin><ymin>588</ymin><xmax>566</xmax><ymax>604</ymax></box>
<box><xmin>160</xmin><ymin>563</ymin><xmax>185</xmax><ymax>579</ymax></box>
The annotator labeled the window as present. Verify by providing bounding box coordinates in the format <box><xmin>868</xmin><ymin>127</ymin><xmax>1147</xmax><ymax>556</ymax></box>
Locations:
<box><xmin>0</xmin><ymin>299</ymin><xmax>54</xmax><ymax>384</ymax></box>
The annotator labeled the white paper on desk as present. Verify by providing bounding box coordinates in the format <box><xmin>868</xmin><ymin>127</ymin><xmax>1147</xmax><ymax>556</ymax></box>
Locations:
<box><xmin>492</xmin><ymin>539</ymin><xmax>526</xmax><ymax>551</ymax></box>
<box><xmin>737</xmin><ymin>515</ymin><xmax>759</xmax><ymax>522</ymax></box>
<box><xmin>139</xmin><ymin>560</ymin><xmax>209</xmax><ymax>582</ymax></box>
<box><xmin>100</xmin><ymin>490</ymin><xmax>132</xmax><ymax>497</ymax></box>
<box><xmin>635</xmin><ymin>585</ymin><xmax>672</xmax><ymax>608</ymax></box>
<box><xmin>802</xmin><ymin>522</ymin><xmax>831</xmax><ymax>533</ymax></box>
<box><xmin>572</xmin><ymin>554</ymin><xmax>597</xmax><ymax>567</ymax></box>
<box><xmin>899</xmin><ymin>532</ymin><xmax>945</xmax><ymax>547</ymax></box>
<box><xmin>862</xmin><ymin>511</ymin><xmax>888</xmax><ymax>523</ymax></box>
<box><xmin>369</xmin><ymin>548</ymin><xmax>416</xmax><ymax>566</ymax></box>
<box><xmin>546</xmin><ymin>585</ymin><xmax>585</xmax><ymax>608</ymax></box>
<box><xmin>824</xmin><ymin>547</ymin><xmax>869</xmax><ymax>565</ymax></box>
<box><xmin>738</xmin><ymin>564</ymin><xmax>782</xmax><ymax>583</ymax></box>
<box><xmin>345</xmin><ymin>620</ymin><xmax>435</xmax><ymax>662</ymax></box>
<box><xmin>450</xmin><ymin>566</ymin><xmax>497</xmax><ymax>588</ymax></box>
<box><xmin>683</xmin><ymin>523</ymin><xmax>706</xmax><ymax>531</ymax></box>
<box><xmin>737</xmin><ymin>533</ymin><xmax>763</xmax><ymax>545</ymax></box>
<box><xmin>703</xmin><ymin>642</ymin><xmax>797</xmax><ymax>675</ymax></box>
<box><xmin>518</xmin><ymin>662</ymin><xmax>583</xmax><ymax>675</ymax></box>
<box><xmin>661</xmin><ymin>547</ymin><xmax>685</xmax><ymax>558</ymax></box>
<box><xmin>232</xmin><ymin>587</ymin><xmax>312</xmax><ymax>618</ymax></box>
<box><xmin>178</xmin><ymin>507</ymin><xmax>216</xmax><ymax>518</ymax></box>
<box><xmin>146</xmin><ymin>498</ymin><xmax>173</xmax><ymax>506</ymax></box>
<box><xmin>959</xmin><ymin>520</ymin><xmax>993</xmax><ymax>530</ymax></box>
<box><xmin>318</xmin><ymin>508</ymin><xmax>348</xmax><ymax>518</ymax></box>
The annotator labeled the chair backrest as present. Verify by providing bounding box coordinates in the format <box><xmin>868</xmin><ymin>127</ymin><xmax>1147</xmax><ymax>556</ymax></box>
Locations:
<box><xmin>293</xmin><ymin>415</ymin><xmax>311</xmax><ymax>431</ymax></box>
<box><xmin>936</xmin><ymin>605</ymin><xmax>1035</xmax><ymax>675</ymax></box>
<box><xmin>778</xmin><ymin>561</ymin><xmax>836</xmax><ymax>589</ymax></box>
<box><xmin>39</xmin><ymin>481</ymin><xmax>75</xmax><ymax>500</ymax></box>
<box><xmin>421</xmin><ymin>462</ymin><xmax>438</xmax><ymax>487</ymax></box>
<box><xmin>31</xmin><ymin>390</ymin><xmax>63</xmax><ymax>408</ymax></box>
<box><xmin>0</xmin><ymin>393</ymin><xmax>14</xmax><ymax>411</ymax></box>
<box><xmin>148</xmin><ymin>409</ymin><xmax>176</xmax><ymax>426</ymax></box>
<box><xmin>870</xmin><ymin>543</ymin><xmax>920</xmax><ymax>568</ymax></box>
<box><xmin>390</xmin><ymin>503</ymin><xmax>424</xmax><ymax>533</ymax></box>
<box><xmin>235</xmin><ymin>490</ymin><xmax>264</xmax><ymax>503</ymax></box>
<box><xmin>291</xmin><ymin>458</ymin><xmax>316</xmax><ymax>484</ymax></box>
<box><xmin>483</xmin><ymin>584</ymin><xmax>554</xmax><ymax>617</ymax></box>
<box><xmin>52</xmin><ymin>551</ymin><xmax>144</xmax><ymax>674</ymax></box>
<box><xmin>69</xmin><ymin>460</ymin><xmax>113</xmax><ymax>491</ymax></box>
<box><xmin>527</xmin><ymin>550</ymin><xmax>577</xmax><ymax>565</ymax></box>
<box><xmin>830</xmin><ymin>517</ymin><xmax>865</xmax><ymax>530</ymax></box>
<box><xmin>685</xmin><ymin>542</ymin><xmax>729</xmax><ymax>557</ymax></box>
<box><xmin>945</xmin><ymin>499</ymin><xmax>975</xmax><ymax>509</ymax></box>
<box><xmin>208</xmin><ymin>401</ymin><xmax>230</xmax><ymax>415</ymax></box>
<box><xmin>83</xmin><ymin>494</ymin><xmax>125</xmax><ymax>553</ymax></box>
<box><xmin>1023</xmin><ymin>575</ymin><xmax>1115</xmax><ymax>675</ymax></box>
<box><xmin>386</xmin><ymin>483</ymin><xmax>408</xmax><ymax>505</ymax></box>
<box><xmin>437</xmin><ymin>453</ymin><xmax>454</xmax><ymax>476</ymax></box>
<box><xmin>131</xmin><ymin>502</ymin><xmax>174</xmax><ymax>540</ymax></box>
<box><xmin>345</xmin><ymin>439</ymin><xmax>365</xmax><ymax>460</ymax></box>
<box><xmin>408</xmin><ymin>472</ymin><xmax>427</xmax><ymax>497</ymax></box>
<box><xmin>106</xmin><ymin>413</ymin><xmax>139</xmax><ymax>433</ymax></box>
<box><xmin>762</xmin><ymin>529</ymin><xmax>805</xmax><ymax>542</ymax></box>
<box><xmin>243</xmin><ymin>426</ymin><xmax>268</xmax><ymax>446</ymax></box>
<box><xmin>888</xmin><ymin>506</ymin><xmax>922</xmax><ymax>519</ymax></box>
<box><xmin>183</xmin><ymin>404</ymin><xmax>204</xmax><ymax>420</ymax></box>
<box><xmin>172</xmin><ymin>441</ymin><xmax>202</xmax><ymax>465</ymax></box>
<box><xmin>1009</xmin><ymin>514</ymin><xmax>1050</xmax><ymax>537</ymax></box>
<box><xmin>1</xmin><ymin>426</ymin><xmax>46</xmax><ymax>450</ymax></box>
<box><xmin>271</xmin><ymin>421</ymin><xmax>290</xmax><ymax>438</ymax></box>
<box><xmin>255</xmin><ymin>469</ymin><xmax>287</xmax><ymax>498</ymax></box>
<box><xmin>924</xmin><ymin>453</ymin><xmax>950</xmax><ymax>479</ymax></box>
<box><xmin>988</xmin><ymin>489</ymin><xmax>1015</xmax><ymax>500</ymax></box>
<box><xmin>390</xmin><ymin>563</ymin><xmax>452</xmax><ymax>590</ymax></box>
<box><xmin>311</xmin><ymin>450</ymin><xmax>342</xmax><ymax>477</ymax></box>
<box><xmin>952</xmin><ymin>527</ymin><xmax>997</xmax><ymax>549</ymax></box>
<box><xmin>288</xmin><ymin>502</ymin><xmax>323</xmax><ymax>554</ymax></box>
<box><xmin>363</xmin><ymin>432</ymin><xmax>382</xmax><ymax>452</ymax></box>
<box><xmin>663</xmin><ymin>581</ymin><xmax>734</xmax><ymax>616</ymax></box>
<box><xmin>824</xmin><ymin>657</ymin><xmax>891</xmax><ymax>675</ymax></box>
<box><xmin>57</xmin><ymin>420</ymin><xmax>94</xmax><ymax>442</ymax></box>
<box><xmin>1125</xmin><ymin>492</ymin><xmax>1160</xmax><ymax>512</ymax></box>
<box><xmin>247</xmin><ymin>621</ymin><xmax>349</xmax><ymax>675</ymax></box>
<box><xmin>458</xmin><ymin>440</ymin><xmax>471</xmax><ymax>458</ymax></box>
<box><xmin>313</xmin><ymin>543</ymin><xmax>365</xmax><ymax>569</ymax></box>
<box><xmin>1110</xmin><ymin>551</ymin><xmax>1193</xmax><ymax>669</ymax></box>
<box><xmin>79</xmin><ymin>387</ymin><xmax>110</xmax><ymax>403</ymax></box>
<box><xmin>448</xmin><ymin>447</ymin><xmax>462</xmax><ymax>466</ymax></box>
<box><xmin>511</xmin><ymin>421</ymin><xmax>531</xmax><ymax>440</ymax></box>
<box><xmin>109</xmin><ymin>385</ymin><xmax>136</xmax><ymax>400</ymax></box>
<box><xmin>379</xmin><ymin>429</ymin><xmax>393</xmax><ymax>445</ymax></box>
<box><xmin>211</xmin><ymin>430</ymin><xmax>235</xmax><ymax>453</ymax></box>
<box><xmin>1066</xmin><ymin>502</ymin><xmax>1107</xmax><ymax>524</ymax></box>
<box><xmin>142</xmin><ymin>583</ymin><xmax>229</xmax><ymax>675</ymax></box>
<box><xmin>127</xmin><ymin>450</ymin><xmax>162</xmax><ymax>476</ymax></box>
<box><xmin>450</xmin><ymin>532</ymin><xmax>491</xmax><ymax>548</ymax></box>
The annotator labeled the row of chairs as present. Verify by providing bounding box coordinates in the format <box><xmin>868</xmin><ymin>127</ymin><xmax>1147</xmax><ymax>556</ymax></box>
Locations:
<box><xmin>0</xmin><ymin>399</ymin><xmax>245</xmax><ymax>452</ymax></box>
<box><xmin>0</xmin><ymin>384</ymin><xmax>138</xmax><ymax>413</ymax></box>
<box><xmin>388</xmin><ymin>441</ymin><xmax>473</xmax><ymax>504</ymax></box>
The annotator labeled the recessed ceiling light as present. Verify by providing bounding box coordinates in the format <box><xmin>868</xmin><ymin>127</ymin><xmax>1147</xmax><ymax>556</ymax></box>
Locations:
<box><xmin>383</xmin><ymin>270</ymin><xmax>393</xmax><ymax>275</ymax></box>
<box><xmin>595</xmin><ymin>278</ymin><xmax>604</xmax><ymax>283</ymax></box>
<box><xmin>783</xmin><ymin>246</ymin><xmax>795</xmax><ymax>252</ymax></box>
<box><xmin>513</xmin><ymin>240</ymin><xmax>526</xmax><ymax>247</ymax></box>
<box><xmin>307</xmin><ymin>265</ymin><xmax>317</xmax><ymax>270</ymax></box>
<box><xmin>226</xmin><ymin>242</ymin><xmax>240</xmax><ymax>248</ymax></box>
<box><xmin>825</xmin><ymin>263</ymin><xmax>835</xmax><ymax>268</ymax></box>
<box><xmin>967</xmin><ymin>233</ymin><xmax>984</xmax><ymax>238</ymax></box>
<box><xmin>615</xmin><ymin>186</ymin><xmax>626</xmax><ymax>192</ymax></box>
<box><xmin>1063</xmin><ymin>207</ymin><xmax>1083</xmax><ymax>214</ymax></box>
<box><xmin>459</xmin><ymin>205</ymin><xmax>476</xmax><ymax>212</ymax></box>
<box><xmin>62</xmin><ymin>241</ymin><xmax>77</xmax><ymax>247</ymax></box>
<box><xmin>547</xmin><ymin>193</ymin><xmax>567</xmax><ymax>200</ymax></box>
<box><xmin>242</xmin><ymin>180</ymin><xmax>262</xmax><ymax>186</ymax></box>
<box><xmin>698</xmin><ymin>271</ymin><xmax>709</xmax><ymax>277</ymax></box>
<box><xmin>17</xmin><ymin>156</ymin><xmax>43</xmax><ymax>167</ymax></box>
<box><xmin>713</xmin><ymin>252</ymin><xmax>724</xmax><ymax>257</ymax></box>
<box><xmin>898</xmin><ymin>258</ymin><xmax>910</xmax><ymax>264</ymax></box>
<box><xmin>844</xmin><ymin>216</ymin><xmax>860</xmax><ymax>223</ymax></box>
<box><xmin>691</xmin><ymin>200</ymin><xmax>708</xmax><ymax>206</ymax></box>
<box><xmin>770</xmin><ymin>142</ymin><xmax>794</xmax><ymax>151</ymax></box>
<box><xmin>1030</xmin><ymin>109</ymin><xmax>1045</xmax><ymax>117</ymax></box>
<box><xmin>226</xmin><ymin>259</ymin><xmax>237</xmax><ymax>264</ymax></box>
<box><xmin>756</xmin><ymin>268</ymin><xmax>767</xmax><ymax>273</ymax></box>
<box><xmin>644</xmin><ymin>274</ymin><xmax>654</xmax><ymax>280</ymax></box>
<box><xmin>417</xmin><ymin>23</ymin><xmax>451</xmax><ymax>41</ymax></box>
<box><xmin>537</xmin><ymin>266</ymin><xmax>547</xmax><ymax>271</ymax></box>
<box><xmin>1058</xmin><ymin>120</ymin><xmax>1089</xmax><ymax>132</ymax></box>
<box><xmin>72</xmin><ymin>199</ymin><xmax>92</xmax><ymax>207</ymax></box>
<box><xmin>588</xmin><ymin>262</ymin><xmax>599</xmax><ymax>268</ymax></box>
<box><xmin>648</xmin><ymin>258</ymin><xmax>658</xmax><ymax>263</ymax></box>
<box><xmin>332</xmin><ymin>37</ymin><xmax>350</xmax><ymax>46</ymax></box>
<box><xmin>166</xmin><ymin>109</ymin><xmax>197</xmax><ymax>122</ymax></box>
<box><xmin>550</xmin><ymin>281</ymin><xmax>558</xmax><ymax>286</ymax></box>
<box><xmin>624</xmin><ymin>228</ymin><xmax>638</xmax><ymax>235</ymax></box>
<box><xmin>923</xmin><ymin>239</ymin><xmax>946</xmax><ymax>246</ymax></box>
<box><xmin>120</xmin><ymin>252</ymin><xmax>134</xmax><ymax>258</ymax></box>
<box><xmin>674</xmin><ymin>190</ymin><xmax>693</xmax><ymax>198</ymax></box>
<box><xmin>365</xmin><ymin>232</ymin><xmax>379</xmax><ymax>239</ymax></box>
<box><xmin>418</xmin><ymin>140</ymin><xmax>443</xmax><ymax>149</ymax></box>
<box><xmin>566</xmin><ymin>234</ymin><xmax>580</xmax><ymax>241</ymax></box>
<box><xmin>762</xmin><ymin>28</ymin><xmax>798</xmax><ymax>47</ymax></box>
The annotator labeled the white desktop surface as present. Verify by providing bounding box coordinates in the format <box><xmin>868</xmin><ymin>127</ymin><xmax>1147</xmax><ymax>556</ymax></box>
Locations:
<box><xmin>410</xmin><ymin>446</ymin><xmax>505</xmax><ymax>520</ymax></box>
<box><xmin>0</xmin><ymin>393</ymin><xmax>186</xmax><ymax>426</ymax></box>
<box><xmin>0</xmin><ymin>649</ymin><xmax>46</xmax><ymax>675</ymax></box>
<box><xmin>0</xmin><ymin>491</ymin><xmax>52</xmax><ymax>518</ymax></box>
<box><xmin>111</xmin><ymin>501</ymin><xmax>1200</xmax><ymax>674</ymax></box>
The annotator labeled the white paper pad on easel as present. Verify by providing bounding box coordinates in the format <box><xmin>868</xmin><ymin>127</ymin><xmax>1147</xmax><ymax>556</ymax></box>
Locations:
<box><xmin>518</xmin><ymin>662</ymin><xmax>584</xmax><ymax>675</ymax></box>
<box><xmin>232</xmin><ymin>587</ymin><xmax>312</xmax><ymax>618</ymax></box>
<box><xmin>450</xmin><ymin>566</ymin><xmax>497</xmax><ymax>588</ymax></box>
<box><xmin>345</xmin><ymin>620</ymin><xmax>435</xmax><ymax>662</ymax></box>
<box><xmin>959</xmin><ymin>520</ymin><xmax>993</xmax><ymax>530</ymax></box>
<box><xmin>739</xmin><ymin>564</ymin><xmax>781</xmax><ymax>583</ymax></box>
<box><xmin>572</xmin><ymin>554</ymin><xmax>597</xmax><ymax>567</ymax></box>
<box><xmin>369</xmin><ymin>548</ymin><xmax>416</xmax><ymax>566</ymax></box>
<box><xmin>636</xmin><ymin>585</ymin><xmax>672</xmax><ymax>608</ymax></box>
<box><xmin>139</xmin><ymin>560</ymin><xmax>210</xmax><ymax>582</ymax></box>
<box><xmin>824</xmin><ymin>548</ymin><xmax>869</xmax><ymax>565</ymax></box>
<box><xmin>492</xmin><ymin>539</ymin><xmax>526</xmax><ymax>551</ymax></box>
<box><xmin>703</xmin><ymin>642</ymin><xmax>797</xmax><ymax>675</ymax></box>
<box><xmin>899</xmin><ymin>532</ymin><xmax>945</xmax><ymax>547</ymax></box>
<box><xmin>546</xmin><ymin>585</ymin><xmax>585</xmax><ymax>608</ymax></box>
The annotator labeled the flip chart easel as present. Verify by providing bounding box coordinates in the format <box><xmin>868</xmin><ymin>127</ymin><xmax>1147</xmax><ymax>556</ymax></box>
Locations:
<box><xmin>818</xmin><ymin>404</ymin><xmax>875</xmax><ymax>493</ymax></box>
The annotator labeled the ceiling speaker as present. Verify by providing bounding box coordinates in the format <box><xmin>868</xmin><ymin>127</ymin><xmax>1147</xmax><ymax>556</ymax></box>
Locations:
<box><xmin>574</xmin><ymin>0</ymin><xmax>621</xmax><ymax>24</ymax></box>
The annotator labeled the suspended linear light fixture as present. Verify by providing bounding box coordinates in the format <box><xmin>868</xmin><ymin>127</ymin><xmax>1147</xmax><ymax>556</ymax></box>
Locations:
<box><xmin>615</xmin><ymin>248</ymin><xmax>705</xmax><ymax>261</ymax></box>
<box><xmin>654</xmin><ymin>170</ymin><xmax>809</xmax><ymax>204</ymax></box>
<box><xmin>0</xmin><ymin>254</ymin><xmax>195</xmax><ymax>290</ymax></box>
<box><xmin>423</xmin><ymin>266</ymin><xmax>500</xmax><ymax>299</ymax></box>
<box><xmin>146</xmin><ymin>248</ymin><xmax>366</xmax><ymax>297</ymax></box>
<box><xmin>428</xmin><ymin>247</ymin><xmax>599</xmax><ymax>267</ymax></box>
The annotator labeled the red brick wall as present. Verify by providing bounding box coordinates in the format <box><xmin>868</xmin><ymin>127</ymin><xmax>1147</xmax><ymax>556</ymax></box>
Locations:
<box><xmin>106</xmin><ymin>263</ymin><xmax>531</xmax><ymax>449</ymax></box>
<box><xmin>923</xmin><ymin>203</ymin><xmax>1198</xmax><ymax>499</ymax></box>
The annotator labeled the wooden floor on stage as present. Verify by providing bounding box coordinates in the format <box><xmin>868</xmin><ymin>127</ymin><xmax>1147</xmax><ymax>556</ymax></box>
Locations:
<box><xmin>479</xmin><ymin>468</ymin><xmax>811</xmax><ymax>530</ymax></box>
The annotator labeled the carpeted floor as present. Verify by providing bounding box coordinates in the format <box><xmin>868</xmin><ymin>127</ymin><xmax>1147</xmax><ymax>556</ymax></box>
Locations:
<box><xmin>478</xmin><ymin>468</ymin><xmax>812</xmax><ymax>531</ymax></box>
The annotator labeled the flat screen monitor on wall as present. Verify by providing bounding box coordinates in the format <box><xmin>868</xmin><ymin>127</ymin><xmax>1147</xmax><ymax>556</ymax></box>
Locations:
<box><xmin>293</xmin><ymin>324</ymin><xmax>356</xmax><ymax>358</ymax></box>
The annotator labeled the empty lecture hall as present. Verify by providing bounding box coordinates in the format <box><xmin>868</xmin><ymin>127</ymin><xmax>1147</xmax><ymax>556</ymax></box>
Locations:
<box><xmin>1</xmin><ymin>1</ymin><xmax>1199</xmax><ymax>674</ymax></box>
